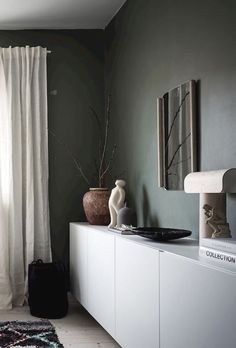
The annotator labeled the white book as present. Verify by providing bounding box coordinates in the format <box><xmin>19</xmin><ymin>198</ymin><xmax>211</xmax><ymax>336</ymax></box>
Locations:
<box><xmin>108</xmin><ymin>227</ymin><xmax>133</xmax><ymax>235</ymax></box>
<box><xmin>199</xmin><ymin>246</ymin><xmax>236</xmax><ymax>271</ymax></box>
<box><xmin>200</xmin><ymin>237</ymin><xmax>236</xmax><ymax>255</ymax></box>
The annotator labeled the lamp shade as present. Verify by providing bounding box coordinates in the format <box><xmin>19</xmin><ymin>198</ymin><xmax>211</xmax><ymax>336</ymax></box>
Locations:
<box><xmin>184</xmin><ymin>169</ymin><xmax>236</xmax><ymax>193</ymax></box>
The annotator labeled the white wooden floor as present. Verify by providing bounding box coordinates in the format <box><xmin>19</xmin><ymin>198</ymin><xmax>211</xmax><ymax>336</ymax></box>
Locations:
<box><xmin>0</xmin><ymin>296</ymin><xmax>120</xmax><ymax>348</ymax></box>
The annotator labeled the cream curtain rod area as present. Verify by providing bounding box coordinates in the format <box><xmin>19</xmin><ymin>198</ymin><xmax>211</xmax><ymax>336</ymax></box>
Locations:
<box><xmin>0</xmin><ymin>46</ymin><xmax>52</xmax><ymax>54</ymax></box>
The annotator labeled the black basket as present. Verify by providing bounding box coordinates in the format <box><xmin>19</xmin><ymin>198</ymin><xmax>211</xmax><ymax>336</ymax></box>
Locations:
<box><xmin>28</xmin><ymin>259</ymin><xmax>68</xmax><ymax>319</ymax></box>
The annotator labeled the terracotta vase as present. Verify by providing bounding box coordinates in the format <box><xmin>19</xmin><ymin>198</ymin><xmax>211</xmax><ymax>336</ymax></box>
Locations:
<box><xmin>83</xmin><ymin>188</ymin><xmax>110</xmax><ymax>225</ymax></box>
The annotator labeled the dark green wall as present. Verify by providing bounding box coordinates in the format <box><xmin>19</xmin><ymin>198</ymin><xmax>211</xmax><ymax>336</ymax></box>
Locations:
<box><xmin>105</xmin><ymin>0</ymin><xmax>236</xmax><ymax>238</ymax></box>
<box><xmin>0</xmin><ymin>30</ymin><xmax>105</xmax><ymax>263</ymax></box>
<box><xmin>1</xmin><ymin>0</ymin><xmax>236</xmax><ymax>262</ymax></box>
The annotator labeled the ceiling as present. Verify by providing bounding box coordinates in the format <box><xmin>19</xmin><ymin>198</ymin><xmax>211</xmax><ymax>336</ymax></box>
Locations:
<box><xmin>0</xmin><ymin>0</ymin><xmax>126</xmax><ymax>30</ymax></box>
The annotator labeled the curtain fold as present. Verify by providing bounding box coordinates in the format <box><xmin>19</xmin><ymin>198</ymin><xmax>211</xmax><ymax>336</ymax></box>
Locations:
<box><xmin>0</xmin><ymin>46</ymin><xmax>51</xmax><ymax>309</ymax></box>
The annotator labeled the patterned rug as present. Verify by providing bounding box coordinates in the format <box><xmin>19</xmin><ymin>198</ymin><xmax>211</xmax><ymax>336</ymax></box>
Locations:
<box><xmin>0</xmin><ymin>320</ymin><xmax>64</xmax><ymax>347</ymax></box>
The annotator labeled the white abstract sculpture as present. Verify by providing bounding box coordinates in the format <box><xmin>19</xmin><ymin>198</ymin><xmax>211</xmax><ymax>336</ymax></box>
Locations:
<box><xmin>108</xmin><ymin>180</ymin><xmax>126</xmax><ymax>228</ymax></box>
<box><xmin>184</xmin><ymin>169</ymin><xmax>236</xmax><ymax>240</ymax></box>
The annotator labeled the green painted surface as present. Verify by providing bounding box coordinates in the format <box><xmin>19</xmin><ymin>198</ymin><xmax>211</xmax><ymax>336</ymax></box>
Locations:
<box><xmin>105</xmin><ymin>0</ymin><xmax>236</xmax><ymax>238</ymax></box>
<box><xmin>0</xmin><ymin>30</ymin><xmax>105</xmax><ymax>263</ymax></box>
<box><xmin>1</xmin><ymin>0</ymin><xmax>236</xmax><ymax>262</ymax></box>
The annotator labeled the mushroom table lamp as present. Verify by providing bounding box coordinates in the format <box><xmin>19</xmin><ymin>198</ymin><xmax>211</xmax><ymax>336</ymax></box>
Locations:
<box><xmin>184</xmin><ymin>169</ymin><xmax>236</xmax><ymax>240</ymax></box>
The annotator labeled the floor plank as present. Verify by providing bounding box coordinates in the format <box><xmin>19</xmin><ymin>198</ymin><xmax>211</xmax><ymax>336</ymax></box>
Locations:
<box><xmin>0</xmin><ymin>296</ymin><xmax>121</xmax><ymax>348</ymax></box>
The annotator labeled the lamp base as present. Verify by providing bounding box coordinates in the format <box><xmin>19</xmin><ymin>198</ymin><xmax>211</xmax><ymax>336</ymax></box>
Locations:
<box><xmin>199</xmin><ymin>193</ymin><xmax>231</xmax><ymax>239</ymax></box>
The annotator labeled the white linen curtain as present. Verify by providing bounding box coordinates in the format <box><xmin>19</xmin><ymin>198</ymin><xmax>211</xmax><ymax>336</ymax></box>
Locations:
<box><xmin>0</xmin><ymin>46</ymin><xmax>51</xmax><ymax>309</ymax></box>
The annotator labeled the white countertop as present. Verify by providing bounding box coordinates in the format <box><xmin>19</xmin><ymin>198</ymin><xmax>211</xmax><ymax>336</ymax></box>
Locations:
<box><xmin>70</xmin><ymin>222</ymin><xmax>236</xmax><ymax>275</ymax></box>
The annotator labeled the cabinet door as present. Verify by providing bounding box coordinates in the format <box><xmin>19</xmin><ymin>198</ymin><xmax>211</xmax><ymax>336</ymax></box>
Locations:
<box><xmin>116</xmin><ymin>238</ymin><xmax>160</xmax><ymax>348</ymax></box>
<box><xmin>160</xmin><ymin>252</ymin><xmax>236</xmax><ymax>348</ymax></box>
<box><xmin>87</xmin><ymin>229</ymin><xmax>115</xmax><ymax>337</ymax></box>
<box><xmin>70</xmin><ymin>224</ymin><xmax>88</xmax><ymax>308</ymax></box>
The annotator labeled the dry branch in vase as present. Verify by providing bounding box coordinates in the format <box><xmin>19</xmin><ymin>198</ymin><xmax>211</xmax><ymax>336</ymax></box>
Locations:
<box><xmin>50</xmin><ymin>95</ymin><xmax>117</xmax><ymax>188</ymax></box>
<box><xmin>90</xmin><ymin>95</ymin><xmax>117</xmax><ymax>188</ymax></box>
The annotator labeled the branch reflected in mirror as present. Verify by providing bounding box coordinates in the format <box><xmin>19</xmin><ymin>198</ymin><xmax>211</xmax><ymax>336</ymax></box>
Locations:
<box><xmin>157</xmin><ymin>80</ymin><xmax>197</xmax><ymax>190</ymax></box>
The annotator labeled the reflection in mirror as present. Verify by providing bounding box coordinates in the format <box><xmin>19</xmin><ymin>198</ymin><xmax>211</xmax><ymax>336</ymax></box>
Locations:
<box><xmin>157</xmin><ymin>80</ymin><xmax>197</xmax><ymax>190</ymax></box>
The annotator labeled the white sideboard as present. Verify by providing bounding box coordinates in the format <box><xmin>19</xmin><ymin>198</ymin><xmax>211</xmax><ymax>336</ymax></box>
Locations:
<box><xmin>116</xmin><ymin>238</ymin><xmax>159</xmax><ymax>348</ymax></box>
<box><xmin>70</xmin><ymin>223</ymin><xmax>236</xmax><ymax>348</ymax></box>
<box><xmin>160</xmin><ymin>252</ymin><xmax>236</xmax><ymax>348</ymax></box>
<box><xmin>87</xmin><ymin>228</ymin><xmax>115</xmax><ymax>336</ymax></box>
<box><xmin>70</xmin><ymin>223</ymin><xmax>88</xmax><ymax>308</ymax></box>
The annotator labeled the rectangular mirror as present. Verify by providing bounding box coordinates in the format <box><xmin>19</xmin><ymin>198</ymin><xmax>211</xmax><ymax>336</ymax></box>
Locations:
<box><xmin>157</xmin><ymin>80</ymin><xmax>197</xmax><ymax>190</ymax></box>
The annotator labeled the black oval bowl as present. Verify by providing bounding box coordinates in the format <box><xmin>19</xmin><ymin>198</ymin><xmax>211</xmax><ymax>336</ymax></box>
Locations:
<box><xmin>131</xmin><ymin>227</ymin><xmax>192</xmax><ymax>241</ymax></box>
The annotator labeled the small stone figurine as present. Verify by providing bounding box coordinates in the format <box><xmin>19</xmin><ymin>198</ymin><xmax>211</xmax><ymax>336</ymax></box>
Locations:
<box><xmin>108</xmin><ymin>180</ymin><xmax>126</xmax><ymax>228</ymax></box>
<box><xmin>203</xmin><ymin>204</ymin><xmax>231</xmax><ymax>238</ymax></box>
<box><xmin>117</xmin><ymin>204</ymin><xmax>137</xmax><ymax>228</ymax></box>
